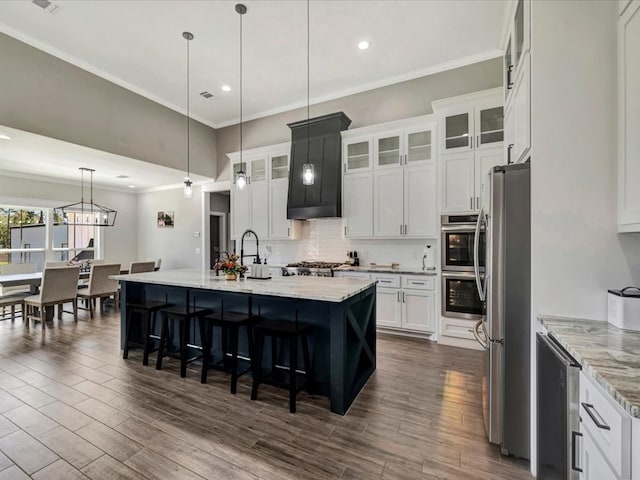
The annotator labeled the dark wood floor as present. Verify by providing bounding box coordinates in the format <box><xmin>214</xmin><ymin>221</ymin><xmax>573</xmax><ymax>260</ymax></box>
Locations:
<box><xmin>0</xmin><ymin>308</ymin><xmax>531</xmax><ymax>480</ymax></box>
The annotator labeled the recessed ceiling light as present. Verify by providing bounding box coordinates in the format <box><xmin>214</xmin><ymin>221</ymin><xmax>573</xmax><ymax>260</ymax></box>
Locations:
<box><xmin>221</xmin><ymin>85</ymin><xmax>231</xmax><ymax>92</ymax></box>
<box><xmin>0</xmin><ymin>134</ymin><xmax>11</xmax><ymax>140</ymax></box>
<box><xmin>115</xmin><ymin>174</ymin><xmax>129</xmax><ymax>179</ymax></box>
<box><xmin>128</xmin><ymin>185</ymin><xmax>136</xmax><ymax>189</ymax></box>
<box><xmin>358</xmin><ymin>40</ymin><xmax>370</xmax><ymax>50</ymax></box>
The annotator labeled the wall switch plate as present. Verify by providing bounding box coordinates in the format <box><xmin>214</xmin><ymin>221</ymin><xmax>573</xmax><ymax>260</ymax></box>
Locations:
<box><xmin>195</xmin><ymin>247</ymin><xmax>201</xmax><ymax>254</ymax></box>
<box><xmin>194</xmin><ymin>232</ymin><xmax>200</xmax><ymax>237</ymax></box>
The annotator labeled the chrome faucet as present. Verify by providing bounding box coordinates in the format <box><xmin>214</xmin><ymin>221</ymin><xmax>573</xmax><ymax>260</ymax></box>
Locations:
<box><xmin>240</xmin><ymin>229</ymin><xmax>261</xmax><ymax>267</ymax></box>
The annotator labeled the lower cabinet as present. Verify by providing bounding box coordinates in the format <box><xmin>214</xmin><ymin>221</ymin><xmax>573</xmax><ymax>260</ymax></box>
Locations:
<box><xmin>581</xmin><ymin>428</ymin><xmax>619</xmax><ymax>480</ymax></box>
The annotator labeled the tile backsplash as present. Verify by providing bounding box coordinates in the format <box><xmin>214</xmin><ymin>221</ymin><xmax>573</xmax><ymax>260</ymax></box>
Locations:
<box><xmin>244</xmin><ymin>218</ymin><xmax>437</xmax><ymax>268</ymax></box>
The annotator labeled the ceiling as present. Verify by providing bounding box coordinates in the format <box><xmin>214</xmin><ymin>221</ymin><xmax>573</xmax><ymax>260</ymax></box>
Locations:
<box><xmin>0</xmin><ymin>0</ymin><xmax>507</xmax><ymax>129</ymax></box>
<box><xmin>0</xmin><ymin>125</ymin><xmax>211</xmax><ymax>192</ymax></box>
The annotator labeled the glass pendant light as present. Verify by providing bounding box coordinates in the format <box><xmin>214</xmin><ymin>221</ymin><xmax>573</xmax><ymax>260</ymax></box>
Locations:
<box><xmin>183</xmin><ymin>31</ymin><xmax>194</xmax><ymax>199</ymax></box>
<box><xmin>235</xmin><ymin>4</ymin><xmax>248</xmax><ymax>190</ymax></box>
<box><xmin>302</xmin><ymin>0</ymin><xmax>314</xmax><ymax>186</ymax></box>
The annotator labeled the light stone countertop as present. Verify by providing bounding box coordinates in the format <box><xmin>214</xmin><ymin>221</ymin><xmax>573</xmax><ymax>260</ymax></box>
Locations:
<box><xmin>113</xmin><ymin>268</ymin><xmax>376</xmax><ymax>303</ymax></box>
<box><xmin>334</xmin><ymin>265</ymin><xmax>438</xmax><ymax>276</ymax></box>
<box><xmin>539</xmin><ymin>315</ymin><xmax>640</xmax><ymax>418</ymax></box>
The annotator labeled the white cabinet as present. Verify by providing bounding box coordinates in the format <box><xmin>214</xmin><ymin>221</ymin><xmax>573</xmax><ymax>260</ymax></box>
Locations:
<box><xmin>373</xmin><ymin>125</ymin><xmax>437</xmax><ymax>238</ymax></box>
<box><xmin>229</xmin><ymin>143</ymin><xmax>300</xmax><ymax>240</ymax></box>
<box><xmin>372</xmin><ymin>274</ymin><xmax>436</xmax><ymax>334</ymax></box>
<box><xmin>342</xmin><ymin>117</ymin><xmax>437</xmax><ymax>239</ymax></box>
<box><xmin>505</xmin><ymin>52</ymin><xmax>531</xmax><ymax>165</ymax></box>
<box><xmin>581</xmin><ymin>428</ymin><xmax>619</xmax><ymax>480</ymax></box>
<box><xmin>440</xmin><ymin>147</ymin><xmax>502</xmax><ymax>213</ymax></box>
<box><xmin>504</xmin><ymin>0</ymin><xmax>531</xmax><ymax>106</ymax></box>
<box><xmin>618</xmin><ymin>0</ymin><xmax>640</xmax><ymax>232</ymax></box>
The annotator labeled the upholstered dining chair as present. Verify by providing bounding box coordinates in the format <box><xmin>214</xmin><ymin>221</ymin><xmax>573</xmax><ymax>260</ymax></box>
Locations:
<box><xmin>44</xmin><ymin>261</ymin><xmax>70</xmax><ymax>268</ymax></box>
<box><xmin>77</xmin><ymin>263</ymin><xmax>121</xmax><ymax>318</ymax></box>
<box><xmin>129</xmin><ymin>261</ymin><xmax>156</xmax><ymax>274</ymax></box>
<box><xmin>0</xmin><ymin>263</ymin><xmax>36</xmax><ymax>296</ymax></box>
<box><xmin>23</xmin><ymin>266</ymin><xmax>80</xmax><ymax>329</ymax></box>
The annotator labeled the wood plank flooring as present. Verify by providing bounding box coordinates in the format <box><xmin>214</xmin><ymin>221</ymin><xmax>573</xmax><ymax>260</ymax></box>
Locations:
<box><xmin>0</xmin><ymin>309</ymin><xmax>532</xmax><ymax>479</ymax></box>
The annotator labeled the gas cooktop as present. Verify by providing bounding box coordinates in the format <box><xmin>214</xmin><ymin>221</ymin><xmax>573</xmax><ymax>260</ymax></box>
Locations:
<box><xmin>285</xmin><ymin>261</ymin><xmax>344</xmax><ymax>269</ymax></box>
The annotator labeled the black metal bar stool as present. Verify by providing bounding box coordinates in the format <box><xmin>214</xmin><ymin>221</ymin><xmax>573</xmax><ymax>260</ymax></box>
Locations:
<box><xmin>123</xmin><ymin>299</ymin><xmax>171</xmax><ymax>365</ymax></box>
<box><xmin>200</xmin><ymin>300</ymin><xmax>254</xmax><ymax>394</ymax></box>
<box><xmin>156</xmin><ymin>303</ymin><xmax>211</xmax><ymax>378</ymax></box>
<box><xmin>251</xmin><ymin>310</ymin><xmax>312</xmax><ymax>413</ymax></box>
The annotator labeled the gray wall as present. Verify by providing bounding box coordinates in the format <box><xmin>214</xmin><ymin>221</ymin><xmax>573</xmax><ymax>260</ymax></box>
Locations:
<box><xmin>216</xmin><ymin>57</ymin><xmax>502</xmax><ymax>181</ymax></box>
<box><xmin>0</xmin><ymin>32</ymin><xmax>217</xmax><ymax>178</ymax></box>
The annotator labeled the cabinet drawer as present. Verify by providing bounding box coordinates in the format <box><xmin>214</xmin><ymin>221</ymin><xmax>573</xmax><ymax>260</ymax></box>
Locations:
<box><xmin>579</xmin><ymin>371</ymin><xmax>631</xmax><ymax>478</ymax></box>
<box><xmin>372</xmin><ymin>274</ymin><xmax>401</xmax><ymax>288</ymax></box>
<box><xmin>440</xmin><ymin>318</ymin><xmax>475</xmax><ymax>340</ymax></box>
<box><xmin>335</xmin><ymin>271</ymin><xmax>370</xmax><ymax>280</ymax></box>
<box><xmin>402</xmin><ymin>276</ymin><xmax>435</xmax><ymax>290</ymax></box>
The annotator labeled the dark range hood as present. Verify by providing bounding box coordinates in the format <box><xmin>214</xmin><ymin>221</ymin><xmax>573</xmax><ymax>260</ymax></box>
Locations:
<box><xmin>287</xmin><ymin>112</ymin><xmax>352</xmax><ymax>219</ymax></box>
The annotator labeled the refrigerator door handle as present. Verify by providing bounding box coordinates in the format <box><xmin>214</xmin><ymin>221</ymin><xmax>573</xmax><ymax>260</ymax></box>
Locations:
<box><xmin>473</xmin><ymin>206</ymin><xmax>486</xmax><ymax>302</ymax></box>
<box><xmin>473</xmin><ymin>319</ymin><xmax>489</xmax><ymax>349</ymax></box>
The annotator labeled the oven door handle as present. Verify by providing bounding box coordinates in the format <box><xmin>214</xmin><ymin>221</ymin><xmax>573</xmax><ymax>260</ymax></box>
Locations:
<box><xmin>473</xmin><ymin>207</ymin><xmax>486</xmax><ymax>302</ymax></box>
<box><xmin>440</xmin><ymin>224</ymin><xmax>477</xmax><ymax>233</ymax></box>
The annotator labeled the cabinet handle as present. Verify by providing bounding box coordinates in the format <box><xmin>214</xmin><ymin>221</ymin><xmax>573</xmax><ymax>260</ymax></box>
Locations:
<box><xmin>571</xmin><ymin>431</ymin><xmax>583</xmax><ymax>473</ymax></box>
<box><xmin>400</xmin><ymin>225</ymin><xmax>403</xmax><ymax>235</ymax></box>
<box><xmin>287</xmin><ymin>227</ymin><xmax>290</xmax><ymax>237</ymax></box>
<box><xmin>344</xmin><ymin>163</ymin><xmax>346</xmax><ymax>173</ymax></box>
<box><xmin>581</xmin><ymin>403</ymin><xmax>611</xmax><ymax>430</ymax></box>
<box><xmin>404</xmin><ymin>154</ymin><xmax>407</xmax><ymax>165</ymax></box>
<box><xmin>507</xmin><ymin>65</ymin><xmax>514</xmax><ymax>90</ymax></box>
<box><xmin>404</xmin><ymin>224</ymin><xmax>407</xmax><ymax>235</ymax></box>
<box><xmin>344</xmin><ymin>226</ymin><xmax>347</xmax><ymax>236</ymax></box>
<box><xmin>413</xmin><ymin>281</ymin><xmax>425</xmax><ymax>285</ymax></box>
<box><xmin>402</xmin><ymin>292</ymin><xmax>406</xmax><ymax>303</ymax></box>
<box><xmin>470</xmin><ymin>135</ymin><xmax>473</xmax><ymax>149</ymax></box>
<box><xmin>380</xmin><ymin>280</ymin><xmax>391</xmax><ymax>284</ymax></box>
<box><xmin>476</xmin><ymin>197</ymin><xmax>480</xmax><ymax>210</ymax></box>
<box><xmin>477</xmin><ymin>135</ymin><xmax>479</xmax><ymax>148</ymax></box>
<box><xmin>470</xmin><ymin>197</ymin><xmax>473</xmax><ymax>210</ymax></box>
<box><xmin>399</xmin><ymin>155</ymin><xmax>402</xmax><ymax>165</ymax></box>
<box><xmin>507</xmin><ymin>144</ymin><xmax>514</xmax><ymax>164</ymax></box>
<box><xmin>397</xmin><ymin>291</ymin><xmax>400</xmax><ymax>302</ymax></box>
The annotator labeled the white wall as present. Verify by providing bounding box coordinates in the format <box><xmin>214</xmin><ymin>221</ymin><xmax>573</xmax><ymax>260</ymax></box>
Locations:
<box><xmin>0</xmin><ymin>173</ymin><xmax>138</xmax><ymax>269</ymax></box>
<box><xmin>136</xmin><ymin>186</ymin><xmax>204</xmax><ymax>270</ymax></box>
<box><xmin>530</xmin><ymin>0</ymin><xmax>640</xmax><ymax>473</ymax></box>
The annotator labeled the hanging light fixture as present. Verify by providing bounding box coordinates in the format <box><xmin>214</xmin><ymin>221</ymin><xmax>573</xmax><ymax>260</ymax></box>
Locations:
<box><xmin>54</xmin><ymin>168</ymin><xmax>117</xmax><ymax>226</ymax></box>
<box><xmin>183</xmin><ymin>31</ymin><xmax>194</xmax><ymax>199</ymax></box>
<box><xmin>235</xmin><ymin>3</ymin><xmax>248</xmax><ymax>190</ymax></box>
<box><xmin>301</xmin><ymin>0</ymin><xmax>314</xmax><ymax>186</ymax></box>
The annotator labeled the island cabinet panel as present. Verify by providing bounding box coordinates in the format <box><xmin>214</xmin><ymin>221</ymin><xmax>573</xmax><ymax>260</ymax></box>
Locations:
<box><xmin>118</xmin><ymin>273</ymin><xmax>376</xmax><ymax>415</ymax></box>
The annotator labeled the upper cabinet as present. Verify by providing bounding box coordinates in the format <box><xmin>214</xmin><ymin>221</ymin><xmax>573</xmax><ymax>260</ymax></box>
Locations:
<box><xmin>504</xmin><ymin>0</ymin><xmax>531</xmax><ymax>106</ymax></box>
<box><xmin>433</xmin><ymin>89</ymin><xmax>504</xmax><ymax>213</ymax></box>
<box><xmin>437</xmin><ymin>92</ymin><xmax>504</xmax><ymax>154</ymax></box>
<box><xmin>341</xmin><ymin>116</ymin><xmax>438</xmax><ymax>239</ymax></box>
<box><xmin>618</xmin><ymin>0</ymin><xmax>640</xmax><ymax>232</ymax></box>
<box><xmin>228</xmin><ymin>143</ymin><xmax>300</xmax><ymax>240</ymax></box>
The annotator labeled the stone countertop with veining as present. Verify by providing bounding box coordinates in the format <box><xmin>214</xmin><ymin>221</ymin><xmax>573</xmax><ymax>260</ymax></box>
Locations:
<box><xmin>334</xmin><ymin>265</ymin><xmax>438</xmax><ymax>276</ymax></box>
<box><xmin>113</xmin><ymin>268</ymin><xmax>375</xmax><ymax>303</ymax></box>
<box><xmin>539</xmin><ymin>315</ymin><xmax>640</xmax><ymax>418</ymax></box>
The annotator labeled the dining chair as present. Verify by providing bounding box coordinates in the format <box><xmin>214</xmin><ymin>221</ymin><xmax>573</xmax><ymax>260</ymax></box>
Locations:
<box><xmin>77</xmin><ymin>263</ymin><xmax>121</xmax><ymax>318</ymax></box>
<box><xmin>0</xmin><ymin>263</ymin><xmax>36</xmax><ymax>296</ymax></box>
<box><xmin>129</xmin><ymin>261</ymin><xmax>156</xmax><ymax>274</ymax></box>
<box><xmin>45</xmin><ymin>261</ymin><xmax>71</xmax><ymax>268</ymax></box>
<box><xmin>23</xmin><ymin>266</ymin><xmax>81</xmax><ymax>330</ymax></box>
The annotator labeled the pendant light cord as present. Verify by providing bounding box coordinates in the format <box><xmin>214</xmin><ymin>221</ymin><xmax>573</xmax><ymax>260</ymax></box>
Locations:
<box><xmin>306</xmin><ymin>0</ymin><xmax>310</xmax><ymax>164</ymax></box>
<box><xmin>186</xmin><ymin>35</ymin><xmax>190</xmax><ymax>179</ymax></box>
<box><xmin>239</xmin><ymin>7</ymin><xmax>244</xmax><ymax>173</ymax></box>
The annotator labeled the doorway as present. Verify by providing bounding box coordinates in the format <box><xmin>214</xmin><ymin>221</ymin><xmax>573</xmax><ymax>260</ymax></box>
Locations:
<box><xmin>210</xmin><ymin>212</ymin><xmax>228</xmax><ymax>268</ymax></box>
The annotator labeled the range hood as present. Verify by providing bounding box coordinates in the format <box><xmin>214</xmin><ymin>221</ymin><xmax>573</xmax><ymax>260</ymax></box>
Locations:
<box><xmin>287</xmin><ymin>112</ymin><xmax>352</xmax><ymax>220</ymax></box>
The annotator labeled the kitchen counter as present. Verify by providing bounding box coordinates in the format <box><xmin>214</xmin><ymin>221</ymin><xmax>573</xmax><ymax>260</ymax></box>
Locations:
<box><xmin>334</xmin><ymin>265</ymin><xmax>438</xmax><ymax>275</ymax></box>
<box><xmin>540</xmin><ymin>315</ymin><xmax>640</xmax><ymax>418</ymax></box>
<box><xmin>114</xmin><ymin>268</ymin><xmax>375</xmax><ymax>303</ymax></box>
<box><xmin>116</xmin><ymin>268</ymin><xmax>377</xmax><ymax>415</ymax></box>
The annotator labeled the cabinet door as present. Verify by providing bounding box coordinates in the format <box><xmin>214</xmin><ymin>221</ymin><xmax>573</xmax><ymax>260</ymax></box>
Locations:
<box><xmin>504</xmin><ymin>104</ymin><xmax>515</xmax><ymax>165</ymax></box>
<box><xmin>270</xmin><ymin>153</ymin><xmax>289</xmax><ymax>182</ymax></box>
<box><xmin>618</xmin><ymin>1</ymin><xmax>640</xmax><ymax>231</ymax></box>
<box><xmin>513</xmin><ymin>0</ymin><xmax>530</xmax><ymax>76</ymax></box>
<box><xmin>512</xmin><ymin>54</ymin><xmax>531</xmax><ymax>163</ymax></box>
<box><xmin>374</xmin><ymin>133</ymin><xmax>403</xmax><ymax>169</ymax></box>
<box><xmin>268</xmin><ymin>178</ymin><xmax>290</xmax><ymax>239</ymax></box>
<box><xmin>475</xmin><ymin>148</ymin><xmax>504</xmax><ymax>211</ymax></box>
<box><xmin>231</xmin><ymin>183</ymin><xmax>250</xmax><ymax>239</ymax></box>
<box><xmin>249</xmin><ymin>158</ymin><xmax>268</xmax><ymax>239</ymax></box>
<box><xmin>376</xmin><ymin>287</ymin><xmax>401</xmax><ymax>328</ymax></box>
<box><xmin>475</xmin><ymin>103</ymin><xmax>504</xmax><ymax>150</ymax></box>
<box><xmin>581</xmin><ymin>429</ymin><xmax>619</xmax><ymax>480</ymax></box>
<box><xmin>401</xmin><ymin>289</ymin><xmax>435</xmax><ymax>333</ymax></box>
<box><xmin>504</xmin><ymin>33</ymin><xmax>514</xmax><ymax>103</ymax></box>
<box><xmin>343</xmin><ymin>171</ymin><xmax>373</xmax><ymax>238</ymax></box>
<box><xmin>404</xmin><ymin>162</ymin><xmax>436</xmax><ymax>238</ymax></box>
<box><xmin>344</xmin><ymin>138</ymin><xmax>371</xmax><ymax>173</ymax></box>
<box><xmin>405</xmin><ymin>128</ymin><xmax>433</xmax><ymax>165</ymax></box>
<box><xmin>441</xmin><ymin>152</ymin><xmax>475</xmax><ymax>212</ymax></box>
<box><xmin>443</xmin><ymin>109</ymin><xmax>473</xmax><ymax>152</ymax></box>
<box><xmin>373</xmin><ymin>169</ymin><xmax>404</xmax><ymax>237</ymax></box>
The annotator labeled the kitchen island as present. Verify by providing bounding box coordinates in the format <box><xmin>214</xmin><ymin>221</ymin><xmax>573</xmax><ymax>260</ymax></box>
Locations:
<box><xmin>113</xmin><ymin>268</ymin><xmax>376</xmax><ymax>415</ymax></box>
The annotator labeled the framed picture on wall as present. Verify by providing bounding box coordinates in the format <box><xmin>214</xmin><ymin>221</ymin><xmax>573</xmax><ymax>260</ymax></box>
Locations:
<box><xmin>157</xmin><ymin>211</ymin><xmax>174</xmax><ymax>228</ymax></box>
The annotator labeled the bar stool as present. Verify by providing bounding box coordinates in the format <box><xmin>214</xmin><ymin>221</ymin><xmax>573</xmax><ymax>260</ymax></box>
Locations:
<box><xmin>156</xmin><ymin>304</ymin><xmax>211</xmax><ymax>378</ymax></box>
<box><xmin>251</xmin><ymin>310</ymin><xmax>312</xmax><ymax>413</ymax></box>
<box><xmin>200</xmin><ymin>300</ymin><xmax>254</xmax><ymax>393</ymax></box>
<box><xmin>123</xmin><ymin>300</ymin><xmax>171</xmax><ymax>365</ymax></box>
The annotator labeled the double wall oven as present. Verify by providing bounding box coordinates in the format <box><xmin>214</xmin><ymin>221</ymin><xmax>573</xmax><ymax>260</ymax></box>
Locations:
<box><xmin>441</xmin><ymin>214</ymin><xmax>485</xmax><ymax>320</ymax></box>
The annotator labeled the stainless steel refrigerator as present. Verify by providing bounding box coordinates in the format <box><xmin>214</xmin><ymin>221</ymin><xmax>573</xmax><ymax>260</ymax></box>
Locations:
<box><xmin>472</xmin><ymin>162</ymin><xmax>530</xmax><ymax>459</ymax></box>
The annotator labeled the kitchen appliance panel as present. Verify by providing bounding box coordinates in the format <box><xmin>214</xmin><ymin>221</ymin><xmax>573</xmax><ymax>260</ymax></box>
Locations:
<box><xmin>484</xmin><ymin>338</ymin><xmax>503</xmax><ymax>446</ymax></box>
<box><xmin>440</xmin><ymin>215</ymin><xmax>485</xmax><ymax>272</ymax></box>
<box><xmin>441</xmin><ymin>271</ymin><xmax>484</xmax><ymax>320</ymax></box>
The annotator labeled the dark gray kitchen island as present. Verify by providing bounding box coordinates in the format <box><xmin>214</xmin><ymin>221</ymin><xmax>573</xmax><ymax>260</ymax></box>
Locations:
<box><xmin>113</xmin><ymin>269</ymin><xmax>376</xmax><ymax>415</ymax></box>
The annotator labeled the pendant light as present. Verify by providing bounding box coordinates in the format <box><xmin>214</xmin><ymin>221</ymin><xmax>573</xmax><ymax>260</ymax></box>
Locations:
<box><xmin>183</xmin><ymin>31</ymin><xmax>194</xmax><ymax>199</ymax></box>
<box><xmin>301</xmin><ymin>0</ymin><xmax>314</xmax><ymax>186</ymax></box>
<box><xmin>235</xmin><ymin>3</ymin><xmax>248</xmax><ymax>190</ymax></box>
<box><xmin>54</xmin><ymin>168</ymin><xmax>117</xmax><ymax>226</ymax></box>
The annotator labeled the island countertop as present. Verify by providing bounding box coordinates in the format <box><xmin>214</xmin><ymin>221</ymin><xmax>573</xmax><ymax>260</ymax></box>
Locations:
<box><xmin>113</xmin><ymin>268</ymin><xmax>376</xmax><ymax>303</ymax></box>
<box><xmin>539</xmin><ymin>315</ymin><xmax>640</xmax><ymax>418</ymax></box>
